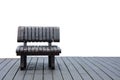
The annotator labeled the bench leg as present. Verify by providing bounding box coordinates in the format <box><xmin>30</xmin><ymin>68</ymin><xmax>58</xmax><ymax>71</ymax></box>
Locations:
<box><xmin>51</xmin><ymin>55</ymin><xmax>55</xmax><ymax>69</ymax></box>
<box><xmin>48</xmin><ymin>55</ymin><xmax>55</xmax><ymax>69</ymax></box>
<box><xmin>20</xmin><ymin>55</ymin><xmax>27</xmax><ymax>70</ymax></box>
<box><xmin>48</xmin><ymin>55</ymin><xmax>51</xmax><ymax>68</ymax></box>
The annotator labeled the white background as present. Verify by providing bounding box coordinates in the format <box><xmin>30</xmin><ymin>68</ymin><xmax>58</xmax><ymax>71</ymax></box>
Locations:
<box><xmin>0</xmin><ymin>0</ymin><xmax>120</xmax><ymax>58</ymax></box>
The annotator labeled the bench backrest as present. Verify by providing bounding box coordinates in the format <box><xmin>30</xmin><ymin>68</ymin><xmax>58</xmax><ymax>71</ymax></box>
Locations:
<box><xmin>17</xmin><ymin>26</ymin><xmax>60</xmax><ymax>42</ymax></box>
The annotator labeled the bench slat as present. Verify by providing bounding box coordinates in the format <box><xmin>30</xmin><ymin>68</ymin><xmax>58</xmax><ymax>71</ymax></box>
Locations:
<box><xmin>24</xmin><ymin>27</ymin><xmax>28</xmax><ymax>41</ymax></box>
<box><xmin>35</xmin><ymin>46</ymin><xmax>39</xmax><ymax>53</ymax></box>
<box><xmin>42</xmin><ymin>27</ymin><xmax>46</xmax><ymax>41</ymax></box>
<box><xmin>38</xmin><ymin>46</ymin><xmax>42</xmax><ymax>52</ymax></box>
<box><xmin>31</xmin><ymin>27</ymin><xmax>35</xmax><ymax>42</ymax></box>
<box><xmin>38</xmin><ymin>27</ymin><xmax>42</xmax><ymax>41</ymax></box>
<box><xmin>20</xmin><ymin>46</ymin><xmax>24</xmax><ymax>53</ymax></box>
<box><xmin>21</xmin><ymin>27</ymin><xmax>25</xmax><ymax>41</ymax></box>
<box><xmin>18</xmin><ymin>27</ymin><xmax>25</xmax><ymax>42</ymax></box>
<box><xmin>54</xmin><ymin>27</ymin><xmax>59</xmax><ymax>42</ymax></box>
<box><xmin>46</xmin><ymin>27</ymin><xmax>50</xmax><ymax>42</ymax></box>
<box><xmin>49</xmin><ymin>27</ymin><xmax>53</xmax><ymax>42</ymax></box>
<box><xmin>27</xmin><ymin>46</ymin><xmax>31</xmax><ymax>53</ymax></box>
<box><xmin>28</xmin><ymin>27</ymin><xmax>31</xmax><ymax>41</ymax></box>
<box><xmin>35</xmin><ymin>27</ymin><xmax>39</xmax><ymax>41</ymax></box>
<box><xmin>17</xmin><ymin>27</ymin><xmax>21</xmax><ymax>42</ymax></box>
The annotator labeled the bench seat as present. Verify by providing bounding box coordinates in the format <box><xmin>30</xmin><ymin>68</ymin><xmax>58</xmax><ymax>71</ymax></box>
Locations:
<box><xmin>16</xmin><ymin>46</ymin><xmax>61</xmax><ymax>55</ymax></box>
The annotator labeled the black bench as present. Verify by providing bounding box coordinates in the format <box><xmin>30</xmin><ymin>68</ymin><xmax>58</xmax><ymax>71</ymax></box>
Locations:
<box><xmin>16</xmin><ymin>26</ymin><xmax>61</xmax><ymax>70</ymax></box>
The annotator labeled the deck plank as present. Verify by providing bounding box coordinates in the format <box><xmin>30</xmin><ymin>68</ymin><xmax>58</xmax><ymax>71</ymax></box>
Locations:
<box><xmin>113</xmin><ymin>57</ymin><xmax>120</xmax><ymax>62</ymax></box>
<box><xmin>0</xmin><ymin>59</ymin><xmax>17</xmax><ymax>80</ymax></box>
<box><xmin>98</xmin><ymin>57</ymin><xmax>120</xmax><ymax>73</ymax></box>
<box><xmin>13</xmin><ymin>57</ymin><xmax>32</xmax><ymax>80</ymax></box>
<box><xmin>90</xmin><ymin>57</ymin><xmax>120</xmax><ymax>80</ymax></box>
<box><xmin>0</xmin><ymin>57</ymin><xmax>120</xmax><ymax>80</ymax></box>
<box><xmin>0</xmin><ymin>58</ymin><xmax>6</xmax><ymax>64</ymax></box>
<box><xmin>43</xmin><ymin>57</ymin><xmax>53</xmax><ymax>80</ymax></box>
<box><xmin>68</xmin><ymin>57</ymin><xmax>93</xmax><ymax>80</ymax></box>
<box><xmin>75</xmin><ymin>57</ymin><xmax>103</xmax><ymax>80</ymax></box>
<box><xmin>52</xmin><ymin>57</ymin><xmax>63</xmax><ymax>80</ymax></box>
<box><xmin>56</xmin><ymin>57</ymin><xmax>73</xmax><ymax>80</ymax></box>
<box><xmin>62</xmin><ymin>57</ymin><xmax>83</xmax><ymax>80</ymax></box>
<box><xmin>93</xmin><ymin>57</ymin><xmax>120</xmax><ymax>77</ymax></box>
<box><xmin>33</xmin><ymin>57</ymin><xmax>43</xmax><ymax>80</ymax></box>
<box><xmin>108</xmin><ymin>57</ymin><xmax>120</xmax><ymax>67</ymax></box>
<box><xmin>0</xmin><ymin>59</ymin><xmax>11</xmax><ymax>71</ymax></box>
<box><xmin>83</xmin><ymin>57</ymin><xmax>113</xmax><ymax>80</ymax></box>
<box><xmin>24</xmin><ymin>57</ymin><xmax>37</xmax><ymax>80</ymax></box>
<box><xmin>3</xmin><ymin>59</ymin><xmax>19</xmax><ymax>80</ymax></box>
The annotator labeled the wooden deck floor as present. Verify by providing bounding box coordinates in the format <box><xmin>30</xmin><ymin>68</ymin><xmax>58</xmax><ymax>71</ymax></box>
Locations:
<box><xmin>0</xmin><ymin>57</ymin><xmax>120</xmax><ymax>80</ymax></box>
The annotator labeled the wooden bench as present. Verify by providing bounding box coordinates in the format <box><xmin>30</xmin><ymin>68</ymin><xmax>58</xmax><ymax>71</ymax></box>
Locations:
<box><xmin>16</xmin><ymin>26</ymin><xmax>61</xmax><ymax>70</ymax></box>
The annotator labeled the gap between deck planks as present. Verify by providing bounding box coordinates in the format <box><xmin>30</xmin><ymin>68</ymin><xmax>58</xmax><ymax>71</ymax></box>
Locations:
<box><xmin>0</xmin><ymin>57</ymin><xmax>120</xmax><ymax>80</ymax></box>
